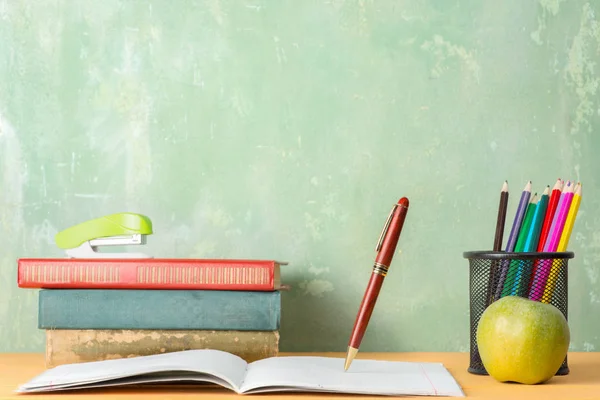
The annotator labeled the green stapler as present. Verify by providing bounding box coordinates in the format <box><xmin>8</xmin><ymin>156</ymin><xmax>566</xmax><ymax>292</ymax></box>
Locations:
<box><xmin>54</xmin><ymin>212</ymin><xmax>153</xmax><ymax>259</ymax></box>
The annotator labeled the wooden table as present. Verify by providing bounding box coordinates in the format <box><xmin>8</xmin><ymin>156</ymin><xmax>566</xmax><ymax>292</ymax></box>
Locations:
<box><xmin>1</xmin><ymin>352</ymin><xmax>599</xmax><ymax>399</ymax></box>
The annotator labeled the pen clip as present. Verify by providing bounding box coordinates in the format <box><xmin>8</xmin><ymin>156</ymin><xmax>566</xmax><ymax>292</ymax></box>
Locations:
<box><xmin>376</xmin><ymin>204</ymin><xmax>398</xmax><ymax>252</ymax></box>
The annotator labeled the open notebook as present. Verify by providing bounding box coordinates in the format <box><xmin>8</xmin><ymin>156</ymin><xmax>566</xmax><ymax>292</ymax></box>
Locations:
<box><xmin>17</xmin><ymin>349</ymin><xmax>464</xmax><ymax>397</ymax></box>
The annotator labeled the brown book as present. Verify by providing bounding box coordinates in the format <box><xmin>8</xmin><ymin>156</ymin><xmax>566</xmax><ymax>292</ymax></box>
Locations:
<box><xmin>45</xmin><ymin>329</ymin><xmax>279</xmax><ymax>368</ymax></box>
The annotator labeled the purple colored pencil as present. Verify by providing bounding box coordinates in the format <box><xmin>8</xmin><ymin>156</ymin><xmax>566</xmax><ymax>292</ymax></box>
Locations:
<box><xmin>494</xmin><ymin>180</ymin><xmax>532</xmax><ymax>300</ymax></box>
<box><xmin>529</xmin><ymin>181</ymin><xmax>574</xmax><ymax>300</ymax></box>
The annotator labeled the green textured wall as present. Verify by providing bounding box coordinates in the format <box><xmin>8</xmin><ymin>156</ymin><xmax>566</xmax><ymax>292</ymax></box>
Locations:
<box><xmin>1</xmin><ymin>0</ymin><xmax>599</xmax><ymax>353</ymax></box>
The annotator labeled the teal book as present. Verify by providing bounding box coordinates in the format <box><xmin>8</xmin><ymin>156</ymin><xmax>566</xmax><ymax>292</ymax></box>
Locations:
<box><xmin>38</xmin><ymin>289</ymin><xmax>280</xmax><ymax>330</ymax></box>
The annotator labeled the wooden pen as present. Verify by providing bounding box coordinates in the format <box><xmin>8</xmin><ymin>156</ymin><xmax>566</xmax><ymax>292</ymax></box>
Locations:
<box><xmin>344</xmin><ymin>197</ymin><xmax>409</xmax><ymax>371</ymax></box>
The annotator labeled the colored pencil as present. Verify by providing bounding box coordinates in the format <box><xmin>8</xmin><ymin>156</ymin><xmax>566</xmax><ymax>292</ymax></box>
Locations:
<box><xmin>512</xmin><ymin>186</ymin><xmax>549</xmax><ymax>296</ymax></box>
<box><xmin>543</xmin><ymin>181</ymin><xmax>574</xmax><ymax>251</ymax></box>
<box><xmin>493</xmin><ymin>181</ymin><xmax>509</xmax><ymax>251</ymax></box>
<box><xmin>537</xmin><ymin>178</ymin><xmax>563</xmax><ymax>251</ymax></box>
<box><xmin>486</xmin><ymin>180</ymin><xmax>509</xmax><ymax>305</ymax></box>
<box><xmin>528</xmin><ymin>178</ymin><xmax>563</xmax><ymax>294</ymax></box>
<box><xmin>494</xmin><ymin>181</ymin><xmax>531</xmax><ymax>300</ymax></box>
<box><xmin>505</xmin><ymin>181</ymin><xmax>532</xmax><ymax>252</ymax></box>
<box><xmin>542</xmin><ymin>182</ymin><xmax>582</xmax><ymax>302</ymax></box>
<box><xmin>501</xmin><ymin>193</ymin><xmax>537</xmax><ymax>297</ymax></box>
<box><xmin>557</xmin><ymin>182</ymin><xmax>581</xmax><ymax>251</ymax></box>
<box><xmin>524</xmin><ymin>186</ymin><xmax>549</xmax><ymax>251</ymax></box>
<box><xmin>514</xmin><ymin>193</ymin><xmax>538</xmax><ymax>251</ymax></box>
<box><xmin>528</xmin><ymin>181</ymin><xmax>574</xmax><ymax>301</ymax></box>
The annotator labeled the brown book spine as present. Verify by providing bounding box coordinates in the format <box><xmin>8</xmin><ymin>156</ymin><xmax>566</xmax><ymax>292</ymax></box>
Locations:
<box><xmin>45</xmin><ymin>329</ymin><xmax>279</xmax><ymax>368</ymax></box>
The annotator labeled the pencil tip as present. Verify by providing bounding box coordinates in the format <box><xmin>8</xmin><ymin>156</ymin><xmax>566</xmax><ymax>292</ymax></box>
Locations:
<box><xmin>344</xmin><ymin>347</ymin><xmax>358</xmax><ymax>371</ymax></box>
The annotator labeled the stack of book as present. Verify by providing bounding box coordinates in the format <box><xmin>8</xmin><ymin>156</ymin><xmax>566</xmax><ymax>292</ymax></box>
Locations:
<box><xmin>17</xmin><ymin>213</ymin><xmax>287</xmax><ymax>368</ymax></box>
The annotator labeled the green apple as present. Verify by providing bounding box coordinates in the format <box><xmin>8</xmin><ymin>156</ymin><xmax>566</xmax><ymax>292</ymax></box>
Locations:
<box><xmin>476</xmin><ymin>295</ymin><xmax>570</xmax><ymax>384</ymax></box>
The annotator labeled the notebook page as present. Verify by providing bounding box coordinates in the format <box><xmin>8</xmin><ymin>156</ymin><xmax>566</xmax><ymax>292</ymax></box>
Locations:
<box><xmin>20</xmin><ymin>372</ymin><xmax>230</xmax><ymax>393</ymax></box>
<box><xmin>241</xmin><ymin>356</ymin><xmax>464</xmax><ymax>397</ymax></box>
<box><xmin>17</xmin><ymin>349</ymin><xmax>247</xmax><ymax>393</ymax></box>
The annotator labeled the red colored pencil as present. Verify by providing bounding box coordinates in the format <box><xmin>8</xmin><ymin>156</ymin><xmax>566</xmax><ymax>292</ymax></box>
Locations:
<box><xmin>537</xmin><ymin>178</ymin><xmax>563</xmax><ymax>251</ymax></box>
<box><xmin>528</xmin><ymin>178</ymin><xmax>562</xmax><ymax>293</ymax></box>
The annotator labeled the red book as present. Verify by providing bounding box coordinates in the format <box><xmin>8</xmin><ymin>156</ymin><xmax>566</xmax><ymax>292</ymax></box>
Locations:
<box><xmin>17</xmin><ymin>258</ymin><xmax>287</xmax><ymax>291</ymax></box>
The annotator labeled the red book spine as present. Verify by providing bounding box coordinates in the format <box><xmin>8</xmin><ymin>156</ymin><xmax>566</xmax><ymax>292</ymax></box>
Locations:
<box><xmin>17</xmin><ymin>258</ymin><xmax>283</xmax><ymax>291</ymax></box>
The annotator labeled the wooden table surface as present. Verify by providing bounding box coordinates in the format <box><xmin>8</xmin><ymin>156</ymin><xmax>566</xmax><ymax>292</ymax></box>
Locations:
<box><xmin>1</xmin><ymin>352</ymin><xmax>599</xmax><ymax>399</ymax></box>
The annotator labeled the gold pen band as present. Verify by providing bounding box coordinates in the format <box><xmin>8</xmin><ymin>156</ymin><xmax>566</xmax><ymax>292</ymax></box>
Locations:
<box><xmin>373</xmin><ymin>262</ymin><xmax>389</xmax><ymax>276</ymax></box>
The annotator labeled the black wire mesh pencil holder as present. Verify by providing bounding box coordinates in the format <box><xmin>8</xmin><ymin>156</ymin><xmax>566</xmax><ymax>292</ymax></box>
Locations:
<box><xmin>463</xmin><ymin>250</ymin><xmax>573</xmax><ymax>376</ymax></box>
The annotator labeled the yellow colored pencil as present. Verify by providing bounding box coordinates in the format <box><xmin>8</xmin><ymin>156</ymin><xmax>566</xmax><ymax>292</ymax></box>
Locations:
<box><xmin>542</xmin><ymin>182</ymin><xmax>582</xmax><ymax>302</ymax></box>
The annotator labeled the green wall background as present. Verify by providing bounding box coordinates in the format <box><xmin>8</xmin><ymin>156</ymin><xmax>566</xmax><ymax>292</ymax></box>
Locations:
<box><xmin>1</xmin><ymin>0</ymin><xmax>599</xmax><ymax>353</ymax></box>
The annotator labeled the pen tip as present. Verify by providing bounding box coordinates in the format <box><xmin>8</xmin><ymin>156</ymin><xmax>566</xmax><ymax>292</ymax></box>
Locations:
<box><xmin>344</xmin><ymin>347</ymin><xmax>358</xmax><ymax>371</ymax></box>
<box><xmin>398</xmin><ymin>197</ymin><xmax>409</xmax><ymax>207</ymax></box>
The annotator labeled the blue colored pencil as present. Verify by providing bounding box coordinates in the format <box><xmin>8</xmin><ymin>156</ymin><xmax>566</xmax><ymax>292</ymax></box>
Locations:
<box><xmin>494</xmin><ymin>180</ymin><xmax>532</xmax><ymax>300</ymax></box>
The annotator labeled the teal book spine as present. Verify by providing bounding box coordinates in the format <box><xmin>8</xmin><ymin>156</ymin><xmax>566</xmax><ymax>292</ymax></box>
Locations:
<box><xmin>38</xmin><ymin>289</ymin><xmax>280</xmax><ymax>330</ymax></box>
